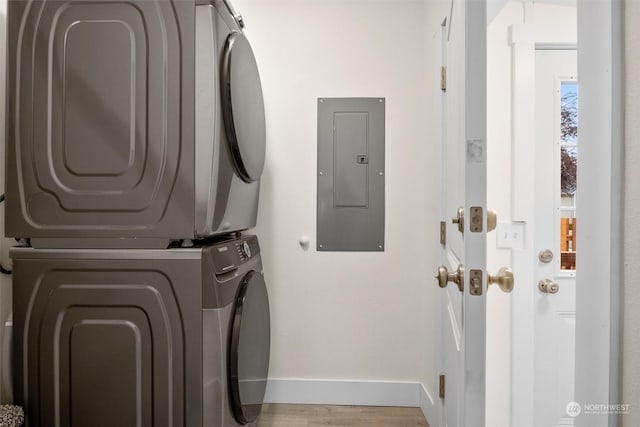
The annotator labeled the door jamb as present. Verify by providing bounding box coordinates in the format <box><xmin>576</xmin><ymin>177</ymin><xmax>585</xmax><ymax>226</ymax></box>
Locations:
<box><xmin>509</xmin><ymin>24</ymin><xmax>576</xmax><ymax>427</ymax></box>
<box><xmin>574</xmin><ymin>3</ymin><xmax>623</xmax><ymax>426</ymax></box>
<box><xmin>509</xmin><ymin>2</ymin><xmax>623</xmax><ymax>426</ymax></box>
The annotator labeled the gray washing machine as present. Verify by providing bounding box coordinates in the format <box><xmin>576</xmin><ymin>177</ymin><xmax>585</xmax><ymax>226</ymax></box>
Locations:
<box><xmin>11</xmin><ymin>235</ymin><xmax>270</xmax><ymax>426</ymax></box>
<box><xmin>5</xmin><ymin>0</ymin><xmax>266</xmax><ymax>248</ymax></box>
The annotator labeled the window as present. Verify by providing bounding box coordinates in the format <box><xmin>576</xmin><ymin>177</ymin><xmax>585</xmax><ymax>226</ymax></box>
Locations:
<box><xmin>559</xmin><ymin>81</ymin><xmax>578</xmax><ymax>271</ymax></box>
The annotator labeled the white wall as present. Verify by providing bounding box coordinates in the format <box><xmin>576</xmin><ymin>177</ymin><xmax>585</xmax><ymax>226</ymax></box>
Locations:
<box><xmin>233</xmin><ymin>0</ymin><xmax>436</xmax><ymax>394</ymax></box>
<box><xmin>623</xmin><ymin>0</ymin><xmax>640</xmax><ymax>425</ymax></box>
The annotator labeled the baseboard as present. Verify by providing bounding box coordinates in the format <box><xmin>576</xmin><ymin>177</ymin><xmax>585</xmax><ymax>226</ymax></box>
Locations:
<box><xmin>419</xmin><ymin>383</ymin><xmax>438</xmax><ymax>427</ymax></box>
<box><xmin>264</xmin><ymin>378</ymin><xmax>436</xmax><ymax>425</ymax></box>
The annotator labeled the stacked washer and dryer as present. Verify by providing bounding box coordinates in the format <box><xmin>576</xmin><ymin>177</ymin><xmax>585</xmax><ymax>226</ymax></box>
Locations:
<box><xmin>5</xmin><ymin>0</ymin><xmax>270</xmax><ymax>425</ymax></box>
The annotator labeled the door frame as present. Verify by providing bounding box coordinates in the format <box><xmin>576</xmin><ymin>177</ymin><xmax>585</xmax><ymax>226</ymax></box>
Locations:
<box><xmin>510</xmin><ymin>24</ymin><xmax>577</xmax><ymax>427</ymax></box>
<box><xmin>509</xmin><ymin>2</ymin><xmax>623</xmax><ymax>426</ymax></box>
<box><xmin>574</xmin><ymin>3</ymin><xmax>623</xmax><ymax>427</ymax></box>
<box><xmin>433</xmin><ymin>14</ymin><xmax>447</xmax><ymax>427</ymax></box>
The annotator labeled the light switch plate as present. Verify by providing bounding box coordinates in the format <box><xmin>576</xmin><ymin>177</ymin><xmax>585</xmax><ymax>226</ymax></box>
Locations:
<box><xmin>496</xmin><ymin>221</ymin><xmax>526</xmax><ymax>250</ymax></box>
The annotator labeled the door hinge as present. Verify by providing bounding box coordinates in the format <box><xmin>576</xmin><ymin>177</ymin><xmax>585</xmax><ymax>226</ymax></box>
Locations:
<box><xmin>439</xmin><ymin>374</ymin><xmax>445</xmax><ymax>398</ymax></box>
<box><xmin>440</xmin><ymin>66</ymin><xmax>447</xmax><ymax>92</ymax></box>
<box><xmin>440</xmin><ymin>221</ymin><xmax>446</xmax><ymax>245</ymax></box>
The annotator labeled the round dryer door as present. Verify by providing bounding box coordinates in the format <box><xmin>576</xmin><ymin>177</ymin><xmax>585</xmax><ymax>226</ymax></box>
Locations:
<box><xmin>228</xmin><ymin>271</ymin><xmax>270</xmax><ymax>424</ymax></box>
<box><xmin>221</xmin><ymin>32</ymin><xmax>266</xmax><ymax>183</ymax></box>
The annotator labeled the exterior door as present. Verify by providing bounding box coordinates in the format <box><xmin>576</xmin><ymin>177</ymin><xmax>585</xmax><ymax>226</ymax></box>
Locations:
<box><xmin>436</xmin><ymin>1</ymin><xmax>510</xmax><ymax>426</ymax></box>
<box><xmin>533</xmin><ymin>49</ymin><xmax>578</xmax><ymax>426</ymax></box>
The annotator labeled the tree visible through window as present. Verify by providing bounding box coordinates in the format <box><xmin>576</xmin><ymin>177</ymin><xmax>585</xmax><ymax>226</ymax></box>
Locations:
<box><xmin>561</xmin><ymin>88</ymin><xmax>577</xmax><ymax>196</ymax></box>
<box><xmin>560</xmin><ymin>82</ymin><xmax>578</xmax><ymax>271</ymax></box>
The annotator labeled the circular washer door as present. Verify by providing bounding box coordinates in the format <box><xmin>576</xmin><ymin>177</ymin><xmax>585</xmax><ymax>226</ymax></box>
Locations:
<box><xmin>221</xmin><ymin>32</ymin><xmax>266</xmax><ymax>183</ymax></box>
<box><xmin>228</xmin><ymin>271</ymin><xmax>271</xmax><ymax>424</ymax></box>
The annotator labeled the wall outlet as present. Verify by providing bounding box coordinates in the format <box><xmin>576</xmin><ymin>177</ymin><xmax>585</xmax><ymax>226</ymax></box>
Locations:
<box><xmin>496</xmin><ymin>221</ymin><xmax>526</xmax><ymax>250</ymax></box>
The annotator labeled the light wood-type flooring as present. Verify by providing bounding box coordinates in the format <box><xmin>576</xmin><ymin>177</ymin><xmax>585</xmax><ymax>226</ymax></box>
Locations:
<box><xmin>256</xmin><ymin>404</ymin><xmax>430</xmax><ymax>427</ymax></box>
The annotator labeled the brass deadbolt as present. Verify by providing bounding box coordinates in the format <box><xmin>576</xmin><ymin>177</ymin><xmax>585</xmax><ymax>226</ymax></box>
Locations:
<box><xmin>451</xmin><ymin>207</ymin><xmax>464</xmax><ymax>233</ymax></box>
<box><xmin>487</xmin><ymin>209</ymin><xmax>497</xmax><ymax>232</ymax></box>
<box><xmin>451</xmin><ymin>207</ymin><xmax>497</xmax><ymax>234</ymax></box>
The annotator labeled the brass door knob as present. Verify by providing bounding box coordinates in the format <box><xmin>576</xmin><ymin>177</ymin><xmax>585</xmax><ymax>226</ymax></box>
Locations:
<box><xmin>538</xmin><ymin>279</ymin><xmax>559</xmax><ymax>294</ymax></box>
<box><xmin>435</xmin><ymin>264</ymin><xmax>464</xmax><ymax>292</ymax></box>
<box><xmin>488</xmin><ymin>267</ymin><xmax>514</xmax><ymax>293</ymax></box>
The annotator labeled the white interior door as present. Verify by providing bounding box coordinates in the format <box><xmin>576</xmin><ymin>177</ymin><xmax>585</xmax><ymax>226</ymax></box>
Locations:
<box><xmin>533</xmin><ymin>49</ymin><xmax>578</xmax><ymax>426</ymax></box>
<box><xmin>436</xmin><ymin>1</ymin><xmax>500</xmax><ymax>426</ymax></box>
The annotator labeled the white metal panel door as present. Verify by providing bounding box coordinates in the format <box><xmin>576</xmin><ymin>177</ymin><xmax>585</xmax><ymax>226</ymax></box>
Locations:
<box><xmin>437</xmin><ymin>1</ymin><xmax>489</xmax><ymax>426</ymax></box>
<box><xmin>534</xmin><ymin>49</ymin><xmax>578</xmax><ymax>427</ymax></box>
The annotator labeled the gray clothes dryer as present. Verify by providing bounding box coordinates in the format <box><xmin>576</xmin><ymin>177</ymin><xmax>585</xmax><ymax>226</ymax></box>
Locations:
<box><xmin>11</xmin><ymin>235</ymin><xmax>270</xmax><ymax>426</ymax></box>
<box><xmin>5</xmin><ymin>0</ymin><xmax>266</xmax><ymax>248</ymax></box>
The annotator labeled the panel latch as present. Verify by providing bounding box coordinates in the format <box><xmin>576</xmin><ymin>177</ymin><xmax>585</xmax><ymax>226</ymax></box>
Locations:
<box><xmin>356</xmin><ymin>155</ymin><xmax>369</xmax><ymax>164</ymax></box>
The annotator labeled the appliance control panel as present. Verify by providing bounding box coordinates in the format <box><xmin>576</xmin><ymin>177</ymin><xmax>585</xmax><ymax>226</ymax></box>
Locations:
<box><xmin>237</xmin><ymin>240</ymin><xmax>251</xmax><ymax>260</ymax></box>
<box><xmin>211</xmin><ymin>235</ymin><xmax>260</xmax><ymax>275</ymax></box>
